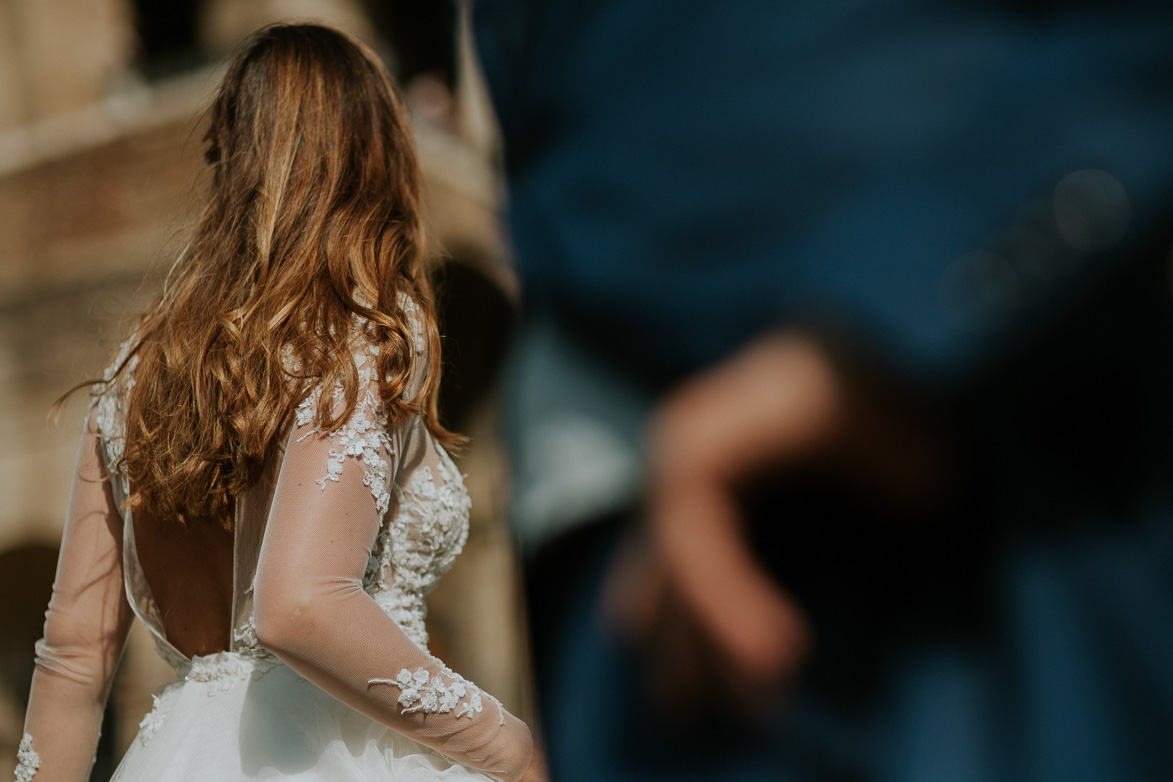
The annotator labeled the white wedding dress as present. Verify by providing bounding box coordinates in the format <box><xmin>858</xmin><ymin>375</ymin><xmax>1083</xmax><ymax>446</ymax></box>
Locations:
<box><xmin>15</xmin><ymin>313</ymin><xmax>535</xmax><ymax>782</ymax></box>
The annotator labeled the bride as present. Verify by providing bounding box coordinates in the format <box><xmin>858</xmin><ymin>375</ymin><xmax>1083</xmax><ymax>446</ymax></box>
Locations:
<box><xmin>15</xmin><ymin>23</ymin><xmax>544</xmax><ymax>782</ymax></box>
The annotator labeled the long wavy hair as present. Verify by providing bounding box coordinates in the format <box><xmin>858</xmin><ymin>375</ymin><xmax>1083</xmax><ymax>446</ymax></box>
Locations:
<box><xmin>92</xmin><ymin>23</ymin><xmax>456</xmax><ymax>528</ymax></box>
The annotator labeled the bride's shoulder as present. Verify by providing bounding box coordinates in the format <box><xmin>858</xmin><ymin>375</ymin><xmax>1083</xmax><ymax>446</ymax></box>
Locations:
<box><xmin>346</xmin><ymin>292</ymin><xmax>426</xmax><ymax>355</ymax></box>
<box><xmin>396</xmin><ymin>292</ymin><xmax>426</xmax><ymax>354</ymax></box>
<box><xmin>89</xmin><ymin>329</ymin><xmax>140</xmax><ymax>479</ymax></box>
<box><xmin>353</xmin><ymin>292</ymin><xmax>429</xmax><ymax>382</ymax></box>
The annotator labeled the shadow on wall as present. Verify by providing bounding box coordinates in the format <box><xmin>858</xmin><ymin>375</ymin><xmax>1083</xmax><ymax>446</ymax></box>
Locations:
<box><xmin>436</xmin><ymin>258</ymin><xmax>517</xmax><ymax>433</ymax></box>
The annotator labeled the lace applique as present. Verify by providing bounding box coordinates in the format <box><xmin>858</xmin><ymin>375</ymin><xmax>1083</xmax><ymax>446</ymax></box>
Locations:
<box><xmin>233</xmin><ymin>615</ymin><xmax>263</xmax><ymax>652</ymax></box>
<box><xmin>364</xmin><ymin>513</ymin><xmax>429</xmax><ymax>650</ymax></box>
<box><xmin>295</xmin><ymin>348</ymin><xmax>394</xmax><ymax>518</ymax></box>
<box><xmin>385</xmin><ymin>444</ymin><xmax>472</xmax><ymax>595</ymax></box>
<box><xmin>181</xmin><ymin>651</ymin><xmax>279</xmax><ymax>694</ymax></box>
<box><xmin>360</xmin><ymin>439</ymin><xmax>471</xmax><ymax>649</ymax></box>
<box><xmin>368</xmin><ymin>586</ymin><xmax>429</xmax><ymax>649</ymax></box>
<box><xmin>93</xmin><ymin>334</ymin><xmax>139</xmax><ymax>495</ymax></box>
<box><xmin>231</xmin><ymin>615</ymin><xmax>281</xmax><ymax>664</ymax></box>
<box><xmin>175</xmin><ymin>605</ymin><xmax>280</xmax><ymax>691</ymax></box>
<box><xmin>369</xmin><ymin>665</ymin><xmax>505</xmax><ymax>724</ymax></box>
<box><xmin>138</xmin><ymin>695</ymin><xmax>168</xmax><ymax>746</ymax></box>
<box><xmin>399</xmin><ymin>294</ymin><xmax>427</xmax><ymax>353</ymax></box>
<box><xmin>14</xmin><ymin>734</ymin><xmax>39</xmax><ymax>782</ymax></box>
<box><xmin>231</xmin><ymin>580</ymin><xmax>278</xmax><ymax>658</ymax></box>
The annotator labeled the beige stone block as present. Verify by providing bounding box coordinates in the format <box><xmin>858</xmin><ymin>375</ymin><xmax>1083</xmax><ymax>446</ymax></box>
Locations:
<box><xmin>199</xmin><ymin>0</ymin><xmax>376</xmax><ymax>58</ymax></box>
<box><xmin>0</xmin><ymin>0</ymin><xmax>135</xmax><ymax>127</ymax></box>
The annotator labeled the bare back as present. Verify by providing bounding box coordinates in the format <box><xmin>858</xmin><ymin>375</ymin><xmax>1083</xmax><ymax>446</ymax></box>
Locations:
<box><xmin>131</xmin><ymin>507</ymin><xmax>234</xmax><ymax>657</ymax></box>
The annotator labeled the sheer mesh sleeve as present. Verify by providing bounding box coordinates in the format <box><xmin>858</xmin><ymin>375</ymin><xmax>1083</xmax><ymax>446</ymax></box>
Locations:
<box><xmin>17</xmin><ymin>411</ymin><xmax>135</xmax><ymax>782</ymax></box>
<box><xmin>251</xmin><ymin>385</ymin><xmax>537</xmax><ymax>782</ymax></box>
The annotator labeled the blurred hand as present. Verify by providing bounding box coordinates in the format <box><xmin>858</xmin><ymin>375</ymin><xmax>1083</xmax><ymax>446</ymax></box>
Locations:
<box><xmin>607</xmin><ymin>331</ymin><xmax>942</xmax><ymax>714</ymax></box>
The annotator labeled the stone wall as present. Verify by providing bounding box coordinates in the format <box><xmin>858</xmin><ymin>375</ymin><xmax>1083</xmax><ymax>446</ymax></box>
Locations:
<box><xmin>0</xmin><ymin>0</ymin><xmax>135</xmax><ymax>132</ymax></box>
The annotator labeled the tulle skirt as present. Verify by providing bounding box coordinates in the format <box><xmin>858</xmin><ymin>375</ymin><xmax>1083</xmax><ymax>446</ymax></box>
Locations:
<box><xmin>111</xmin><ymin>652</ymin><xmax>492</xmax><ymax>781</ymax></box>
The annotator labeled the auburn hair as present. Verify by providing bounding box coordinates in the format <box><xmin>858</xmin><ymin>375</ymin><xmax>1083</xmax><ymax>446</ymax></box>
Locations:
<box><xmin>93</xmin><ymin>23</ymin><xmax>456</xmax><ymax>528</ymax></box>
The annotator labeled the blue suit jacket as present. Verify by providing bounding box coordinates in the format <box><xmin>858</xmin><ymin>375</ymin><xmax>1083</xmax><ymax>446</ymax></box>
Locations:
<box><xmin>475</xmin><ymin>3</ymin><xmax>1173</xmax><ymax>780</ymax></box>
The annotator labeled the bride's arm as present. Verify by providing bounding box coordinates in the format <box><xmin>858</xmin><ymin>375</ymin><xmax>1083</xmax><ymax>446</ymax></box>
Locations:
<box><xmin>252</xmin><ymin>401</ymin><xmax>541</xmax><ymax>782</ymax></box>
<box><xmin>17</xmin><ymin>411</ymin><xmax>135</xmax><ymax>782</ymax></box>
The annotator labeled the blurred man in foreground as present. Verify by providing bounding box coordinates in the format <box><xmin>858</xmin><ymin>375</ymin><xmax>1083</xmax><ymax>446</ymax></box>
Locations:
<box><xmin>474</xmin><ymin>1</ymin><xmax>1173</xmax><ymax>779</ymax></box>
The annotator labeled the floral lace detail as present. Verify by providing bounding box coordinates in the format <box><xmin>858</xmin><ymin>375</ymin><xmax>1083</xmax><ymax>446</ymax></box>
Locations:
<box><xmin>148</xmin><ymin>596</ymin><xmax>279</xmax><ymax>701</ymax></box>
<box><xmin>137</xmin><ymin>646</ymin><xmax>274</xmax><ymax>746</ymax></box>
<box><xmin>360</xmin><ymin>439</ymin><xmax>471</xmax><ymax>651</ymax></box>
<box><xmin>296</xmin><ymin>347</ymin><xmax>394</xmax><ymax>518</ymax></box>
<box><xmin>231</xmin><ymin>610</ymin><xmax>280</xmax><ymax>661</ymax></box>
<box><xmin>14</xmin><ymin>734</ymin><xmax>39</xmax><ymax>782</ymax></box>
<box><xmin>137</xmin><ymin>694</ymin><xmax>168</xmax><ymax>746</ymax></box>
<box><xmin>399</xmin><ymin>294</ymin><xmax>427</xmax><ymax>353</ymax></box>
<box><xmin>291</xmin><ymin>299</ymin><xmax>426</xmax><ymax>516</ymax></box>
<box><xmin>179</xmin><ymin>651</ymin><xmax>280</xmax><ymax>695</ymax></box>
<box><xmin>369</xmin><ymin>666</ymin><xmax>504</xmax><ymax>724</ymax></box>
<box><xmin>294</xmin><ymin>324</ymin><xmax>472</xmax><ymax>654</ymax></box>
<box><xmin>388</xmin><ymin>446</ymin><xmax>471</xmax><ymax>593</ymax></box>
<box><xmin>369</xmin><ymin>585</ymin><xmax>429</xmax><ymax>649</ymax></box>
<box><xmin>232</xmin><ymin>615</ymin><xmax>262</xmax><ymax>651</ymax></box>
<box><xmin>93</xmin><ymin>333</ymin><xmax>139</xmax><ymax>497</ymax></box>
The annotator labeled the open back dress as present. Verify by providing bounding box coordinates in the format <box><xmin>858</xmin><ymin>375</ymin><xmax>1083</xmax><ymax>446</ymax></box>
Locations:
<box><xmin>15</xmin><ymin>309</ymin><xmax>535</xmax><ymax>782</ymax></box>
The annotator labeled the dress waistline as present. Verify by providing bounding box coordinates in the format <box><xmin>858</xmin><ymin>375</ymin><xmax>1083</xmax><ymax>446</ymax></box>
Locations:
<box><xmin>175</xmin><ymin>649</ymin><xmax>282</xmax><ymax>689</ymax></box>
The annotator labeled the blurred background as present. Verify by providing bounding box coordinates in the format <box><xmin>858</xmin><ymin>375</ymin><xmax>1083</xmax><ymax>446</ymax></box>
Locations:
<box><xmin>0</xmin><ymin>1</ymin><xmax>526</xmax><ymax>778</ymax></box>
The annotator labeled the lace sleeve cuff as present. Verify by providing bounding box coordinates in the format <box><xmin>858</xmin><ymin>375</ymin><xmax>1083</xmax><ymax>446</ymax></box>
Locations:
<box><xmin>369</xmin><ymin>665</ymin><xmax>506</xmax><ymax>725</ymax></box>
<box><xmin>14</xmin><ymin>733</ymin><xmax>40</xmax><ymax>782</ymax></box>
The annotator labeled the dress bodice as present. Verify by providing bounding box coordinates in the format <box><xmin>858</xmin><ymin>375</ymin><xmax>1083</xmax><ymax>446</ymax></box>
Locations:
<box><xmin>92</xmin><ymin>318</ymin><xmax>471</xmax><ymax>668</ymax></box>
<box><xmin>19</xmin><ymin>309</ymin><xmax>535</xmax><ymax>782</ymax></box>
